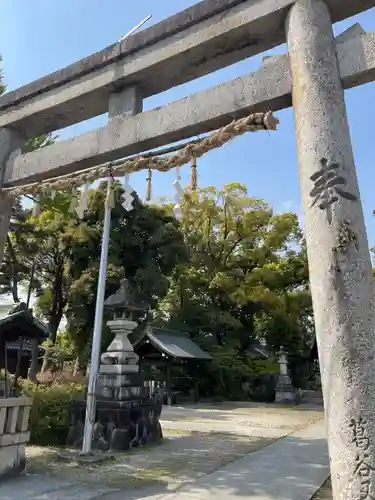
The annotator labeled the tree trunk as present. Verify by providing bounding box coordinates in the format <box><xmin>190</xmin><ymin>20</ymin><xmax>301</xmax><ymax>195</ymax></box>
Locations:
<box><xmin>40</xmin><ymin>312</ymin><xmax>63</xmax><ymax>374</ymax></box>
<box><xmin>6</xmin><ymin>234</ymin><xmax>20</xmax><ymax>303</ymax></box>
<box><xmin>41</xmin><ymin>265</ymin><xmax>65</xmax><ymax>374</ymax></box>
<box><xmin>28</xmin><ymin>338</ymin><xmax>39</xmax><ymax>382</ymax></box>
<box><xmin>73</xmin><ymin>355</ymin><xmax>85</xmax><ymax>377</ymax></box>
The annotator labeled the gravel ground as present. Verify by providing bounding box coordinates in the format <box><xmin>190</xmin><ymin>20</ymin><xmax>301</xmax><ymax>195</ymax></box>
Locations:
<box><xmin>26</xmin><ymin>430</ymin><xmax>274</xmax><ymax>490</ymax></box>
<box><xmin>26</xmin><ymin>403</ymin><xmax>324</xmax><ymax>492</ymax></box>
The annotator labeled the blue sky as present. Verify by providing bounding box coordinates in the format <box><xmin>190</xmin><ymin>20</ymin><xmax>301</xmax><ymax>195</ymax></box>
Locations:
<box><xmin>0</xmin><ymin>1</ymin><xmax>375</xmax><ymax>245</ymax></box>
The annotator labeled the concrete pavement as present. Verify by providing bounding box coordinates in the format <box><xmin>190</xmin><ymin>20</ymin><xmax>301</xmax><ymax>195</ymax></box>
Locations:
<box><xmin>159</xmin><ymin>419</ymin><xmax>329</xmax><ymax>500</ymax></box>
<box><xmin>0</xmin><ymin>418</ymin><xmax>329</xmax><ymax>499</ymax></box>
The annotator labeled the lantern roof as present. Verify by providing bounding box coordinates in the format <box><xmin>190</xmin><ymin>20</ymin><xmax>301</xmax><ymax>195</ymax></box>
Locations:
<box><xmin>104</xmin><ymin>279</ymin><xmax>149</xmax><ymax>311</ymax></box>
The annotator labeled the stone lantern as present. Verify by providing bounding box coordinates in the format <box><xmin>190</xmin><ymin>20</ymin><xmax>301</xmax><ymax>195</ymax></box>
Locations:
<box><xmin>274</xmin><ymin>346</ymin><xmax>296</xmax><ymax>404</ymax></box>
<box><xmin>101</xmin><ymin>279</ymin><xmax>148</xmax><ymax>381</ymax></box>
<box><xmin>95</xmin><ymin>278</ymin><xmax>149</xmax><ymax>401</ymax></box>
<box><xmin>67</xmin><ymin>279</ymin><xmax>163</xmax><ymax>451</ymax></box>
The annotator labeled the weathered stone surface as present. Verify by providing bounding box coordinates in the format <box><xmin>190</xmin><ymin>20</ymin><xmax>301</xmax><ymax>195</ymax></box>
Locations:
<box><xmin>0</xmin><ymin>128</ymin><xmax>24</xmax><ymax>264</ymax></box>
<box><xmin>98</xmin><ymin>365</ymin><xmax>136</xmax><ymax>375</ymax></box>
<box><xmin>108</xmin><ymin>86</ymin><xmax>143</xmax><ymax>124</ymax></box>
<box><xmin>286</xmin><ymin>1</ymin><xmax>375</xmax><ymax>498</ymax></box>
<box><xmin>0</xmin><ymin>445</ymin><xmax>26</xmax><ymax>480</ymax></box>
<box><xmin>109</xmin><ymin>428</ymin><xmax>131</xmax><ymax>451</ymax></box>
<box><xmin>66</xmin><ymin>419</ymin><xmax>83</xmax><ymax>448</ymax></box>
<box><xmin>70</xmin><ymin>282</ymin><xmax>163</xmax><ymax>452</ymax></box>
<box><xmin>97</xmin><ymin>374</ymin><xmax>137</xmax><ymax>387</ymax></box>
<box><xmin>275</xmin><ymin>349</ymin><xmax>296</xmax><ymax>404</ymax></box>
<box><xmin>0</xmin><ymin>397</ymin><xmax>32</xmax><ymax>481</ymax></box>
<box><xmin>7</xmin><ymin>30</ymin><xmax>375</xmax><ymax>187</ymax></box>
<box><xmin>67</xmin><ymin>400</ymin><xmax>162</xmax><ymax>452</ymax></box>
<box><xmin>0</xmin><ymin>432</ymin><xmax>30</xmax><ymax>447</ymax></box>
<box><xmin>335</xmin><ymin>23</ymin><xmax>365</xmax><ymax>44</ymax></box>
<box><xmin>100</xmin><ymin>353</ymin><xmax>139</xmax><ymax>370</ymax></box>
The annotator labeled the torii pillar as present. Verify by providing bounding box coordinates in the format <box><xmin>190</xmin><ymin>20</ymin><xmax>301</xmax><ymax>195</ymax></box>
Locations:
<box><xmin>287</xmin><ymin>0</ymin><xmax>375</xmax><ymax>498</ymax></box>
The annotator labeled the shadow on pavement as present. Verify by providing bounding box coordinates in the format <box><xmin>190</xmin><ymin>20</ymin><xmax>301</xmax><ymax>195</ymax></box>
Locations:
<box><xmin>0</xmin><ymin>419</ymin><xmax>328</xmax><ymax>499</ymax></box>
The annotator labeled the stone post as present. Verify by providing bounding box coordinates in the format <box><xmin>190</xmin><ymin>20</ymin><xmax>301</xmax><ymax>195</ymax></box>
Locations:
<box><xmin>286</xmin><ymin>1</ymin><xmax>375</xmax><ymax>498</ymax></box>
<box><xmin>0</xmin><ymin>128</ymin><xmax>24</xmax><ymax>264</ymax></box>
<box><xmin>108</xmin><ymin>86</ymin><xmax>143</xmax><ymax>124</ymax></box>
<box><xmin>279</xmin><ymin>348</ymin><xmax>288</xmax><ymax>376</ymax></box>
<box><xmin>0</xmin><ymin>397</ymin><xmax>33</xmax><ymax>480</ymax></box>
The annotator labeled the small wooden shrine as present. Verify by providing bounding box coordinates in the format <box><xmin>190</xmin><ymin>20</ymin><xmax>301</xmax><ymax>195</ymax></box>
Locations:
<box><xmin>133</xmin><ymin>327</ymin><xmax>212</xmax><ymax>404</ymax></box>
<box><xmin>0</xmin><ymin>306</ymin><xmax>49</xmax><ymax>386</ymax></box>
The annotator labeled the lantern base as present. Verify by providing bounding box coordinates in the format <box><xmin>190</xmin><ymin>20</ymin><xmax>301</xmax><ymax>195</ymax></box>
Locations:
<box><xmin>67</xmin><ymin>396</ymin><xmax>163</xmax><ymax>452</ymax></box>
<box><xmin>275</xmin><ymin>374</ymin><xmax>297</xmax><ymax>404</ymax></box>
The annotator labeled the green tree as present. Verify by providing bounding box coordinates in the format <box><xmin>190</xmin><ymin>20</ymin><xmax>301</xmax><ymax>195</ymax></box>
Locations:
<box><xmin>0</xmin><ymin>199</ymin><xmax>33</xmax><ymax>302</ymax></box>
<box><xmin>27</xmin><ymin>182</ymin><xmax>187</xmax><ymax>371</ymax></box>
<box><xmin>159</xmin><ymin>184</ymin><xmax>308</xmax><ymax>347</ymax></box>
<box><xmin>0</xmin><ymin>56</ymin><xmax>6</xmax><ymax>95</ymax></box>
<box><xmin>157</xmin><ymin>183</ymin><xmax>311</xmax><ymax>397</ymax></box>
<box><xmin>65</xmin><ymin>183</ymin><xmax>188</xmax><ymax>368</ymax></box>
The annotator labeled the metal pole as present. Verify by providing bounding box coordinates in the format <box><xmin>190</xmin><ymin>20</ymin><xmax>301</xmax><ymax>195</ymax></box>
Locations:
<box><xmin>81</xmin><ymin>178</ymin><xmax>113</xmax><ymax>455</ymax></box>
<box><xmin>81</xmin><ymin>14</ymin><xmax>150</xmax><ymax>456</ymax></box>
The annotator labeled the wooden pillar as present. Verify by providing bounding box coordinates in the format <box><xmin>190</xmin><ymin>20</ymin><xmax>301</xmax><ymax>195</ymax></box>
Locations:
<box><xmin>166</xmin><ymin>363</ymin><xmax>172</xmax><ymax>407</ymax></box>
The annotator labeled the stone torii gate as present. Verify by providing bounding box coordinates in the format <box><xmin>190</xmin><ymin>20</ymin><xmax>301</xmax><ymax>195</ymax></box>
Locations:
<box><xmin>0</xmin><ymin>0</ymin><xmax>375</xmax><ymax>497</ymax></box>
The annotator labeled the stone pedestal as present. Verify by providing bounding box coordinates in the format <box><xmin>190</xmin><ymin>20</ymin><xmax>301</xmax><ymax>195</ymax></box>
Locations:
<box><xmin>0</xmin><ymin>397</ymin><xmax>33</xmax><ymax>481</ymax></box>
<box><xmin>275</xmin><ymin>374</ymin><xmax>296</xmax><ymax>404</ymax></box>
<box><xmin>275</xmin><ymin>348</ymin><xmax>296</xmax><ymax>404</ymax></box>
<box><xmin>67</xmin><ymin>318</ymin><xmax>162</xmax><ymax>451</ymax></box>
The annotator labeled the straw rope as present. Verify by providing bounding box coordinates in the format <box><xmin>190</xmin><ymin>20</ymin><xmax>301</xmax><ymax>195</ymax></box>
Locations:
<box><xmin>4</xmin><ymin>111</ymin><xmax>279</xmax><ymax>198</ymax></box>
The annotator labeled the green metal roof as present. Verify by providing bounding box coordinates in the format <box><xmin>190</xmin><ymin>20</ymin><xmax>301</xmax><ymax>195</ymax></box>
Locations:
<box><xmin>0</xmin><ymin>310</ymin><xmax>50</xmax><ymax>343</ymax></box>
<box><xmin>135</xmin><ymin>327</ymin><xmax>212</xmax><ymax>361</ymax></box>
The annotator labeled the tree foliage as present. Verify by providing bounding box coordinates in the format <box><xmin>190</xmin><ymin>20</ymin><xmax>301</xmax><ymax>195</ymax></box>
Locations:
<box><xmin>153</xmin><ymin>184</ymin><xmax>313</xmax><ymax>394</ymax></box>
<box><xmin>1</xmin><ymin>178</ymin><xmax>314</xmax><ymax>393</ymax></box>
<box><xmin>24</xmin><ymin>183</ymin><xmax>187</xmax><ymax>368</ymax></box>
<box><xmin>158</xmin><ymin>184</ymin><xmax>310</xmax><ymax>350</ymax></box>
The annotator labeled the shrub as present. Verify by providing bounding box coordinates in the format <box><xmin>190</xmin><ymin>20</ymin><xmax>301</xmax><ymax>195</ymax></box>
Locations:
<box><xmin>193</xmin><ymin>346</ymin><xmax>280</xmax><ymax>401</ymax></box>
<box><xmin>20</xmin><ymin>378</ymin><xmax>85</xmax><ymax>447</ymax></box>
<box><xmin>37</xmin><ymin>368</ymin><xmax>87</xmax><ymax>386</ymax></box>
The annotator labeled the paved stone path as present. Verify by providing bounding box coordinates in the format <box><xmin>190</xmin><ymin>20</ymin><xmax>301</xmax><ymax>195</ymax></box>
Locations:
<box><xmin>159</xmin><ymin>419</ymin><xmax>330</xmax><ymax>500</ymax></box>
<box><xmin>0</xmin><ymin>417</ymin><xmax>329</xmax><ymax>499</ymax></box>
